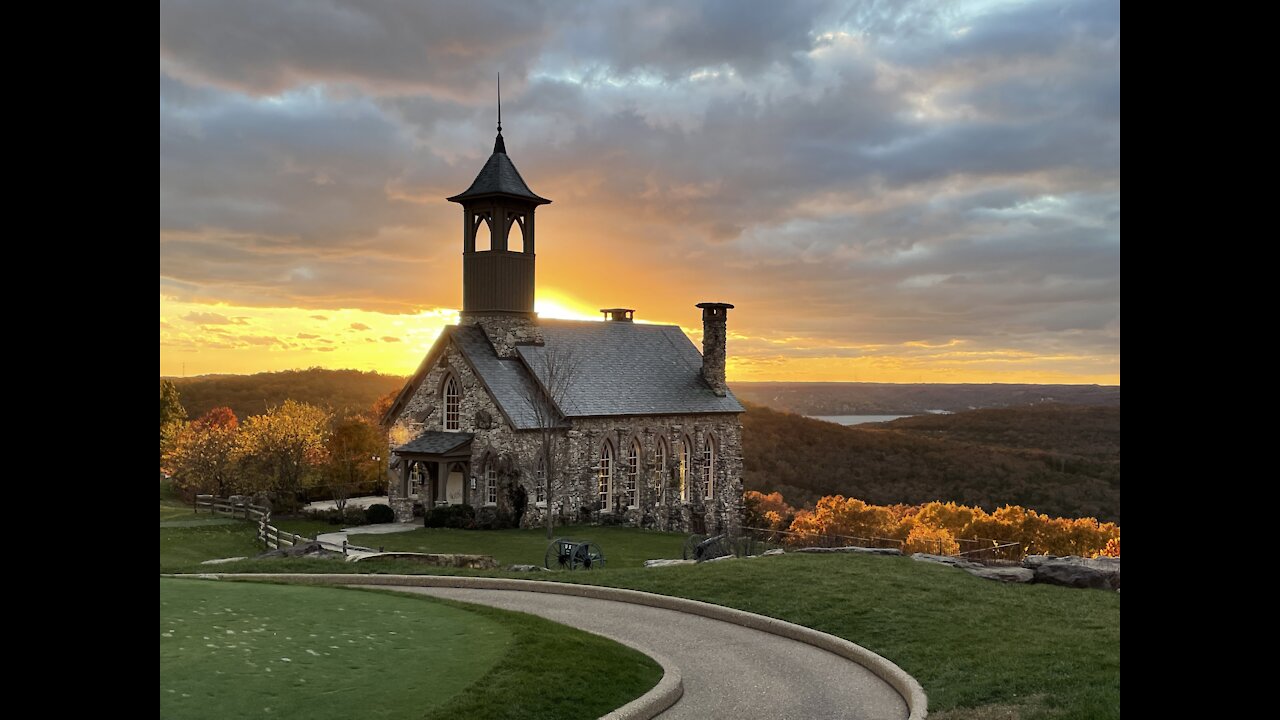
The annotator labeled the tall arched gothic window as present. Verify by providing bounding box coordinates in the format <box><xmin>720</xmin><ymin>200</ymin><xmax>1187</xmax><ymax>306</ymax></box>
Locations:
<box><xmin>626</xmin><ymin>439</ymin><xmax>640</xmax><ymax>508</ymax></box>
<box><xmin>535</xmin><ymin>455</ymin><xmax>546</xmax><ymax>505</ymax></box>
<box><xmin>598</xmin><ymin>442</ymin><xmax>614</xmax><ymax>511</ymax></box>
<box><xmin>443</xmin><ymin>374</ymin><xmax>462</xmax><ymax>431</ymax></box>
<box><xmin>654</xmin><ymin>437</ymin><xmax>668</xmax><ymax>505</ymax></box>
<box><xmin>702</xmin><ymin>435</ymin><xmax>717</xmax><ymax>500</ymax></box>
<box><xmin>485</xmin><ymin>464</ymin><xmax>497</xmax><ymax>506</ymax></box>
<box><xmin>679</xmin><ymin>436</ymin><xmax>693</xmax><ymax>503</ymax></box>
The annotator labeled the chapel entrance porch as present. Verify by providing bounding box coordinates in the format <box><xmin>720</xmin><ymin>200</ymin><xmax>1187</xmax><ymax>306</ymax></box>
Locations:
<box><xmin>391</xmin><ymin>431</ymin><xmax>474</xmax><ymax>521</ymax></box>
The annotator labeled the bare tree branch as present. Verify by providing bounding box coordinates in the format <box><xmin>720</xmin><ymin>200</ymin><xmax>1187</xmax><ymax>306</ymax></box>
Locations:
<box><xmin>518</xmin><ymin>344</ymin><xmax>583</xmax><ymax>539</ymax></box>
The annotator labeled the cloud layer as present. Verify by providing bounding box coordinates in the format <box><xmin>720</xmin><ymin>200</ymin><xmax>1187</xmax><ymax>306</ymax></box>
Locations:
<box><xmin>160</xmin><ymin>0</ymin><xmax>1120</xmax><ymax>382</ymax></box>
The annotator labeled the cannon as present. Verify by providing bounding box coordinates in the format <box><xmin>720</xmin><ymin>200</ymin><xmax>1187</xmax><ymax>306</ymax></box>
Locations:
<box><xmin>544</xmin><ymin>538</ymin><xmax>607</xmax><ymax>570</ymax></box>
<box><xmin>683</xmin><ymin>533</ymin><xmax>733</xmax><ymax>562</ymax></box>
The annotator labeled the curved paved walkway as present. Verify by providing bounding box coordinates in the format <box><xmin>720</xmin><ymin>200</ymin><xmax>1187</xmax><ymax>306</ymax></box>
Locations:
<box><xmin>380</xmin><ymin>585</ymin><xmax>909</xmax><ymax>720</ymax></box>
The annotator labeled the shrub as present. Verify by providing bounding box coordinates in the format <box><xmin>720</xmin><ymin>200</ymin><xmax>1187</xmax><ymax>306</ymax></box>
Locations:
<box><xmin>366</xmin><ymin>503</ymin><xmax>395</xmax><ymax>524</ymax></box>
<box><xmin>425</xmin><ymin>504</ymin><xmax>476</xmax><ymax>529</ymax></box>
<box><xmin>1097</xmin><ymin>536</ymin><xmax>1120</xmax><ymax>558</ymax></box>
<box><xmin>903</xmin><ymin>524</ymin><xmax>960</xmax><ymax>555</ymax></box>
<box><xmin>301</xmin><ymin>507</ymin><xmax>367</xmax><ymax>526</ymax></box>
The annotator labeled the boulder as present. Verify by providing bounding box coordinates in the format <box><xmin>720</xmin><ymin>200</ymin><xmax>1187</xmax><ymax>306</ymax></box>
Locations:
<box><xmin>255</xmin><ymin>541</ymin><xmax>337</xmax><ymax>559</ymax></box>
<box><xmin>200</xmin><ymin>556</ymin><xmax>248</xmax><ymax>565</ymax></box>
<box><xmin>644</xmin><ymin>559</ymin><xmax>696</xmax><ymax>568</ymax></box>
<box><xmin>850</xmin><ymin>547</ymin><xmax>903</xmax><ymax>556</ymax></box>
<box><xmin>505</xmin><ymin>564</ymin><xmax>545</xmax><ymax>572</ymax></box>
<box><xmin>794</xmin><ymin>546</ymin><xmax>902</xmax><ymax>556</ymax></box>
<box><xmin>910</xmin><ymin>553</ymin><xmax>982</xmax><ymax>570</ymax></box>
<box><xmin>1033</xmin><ymin>561</ymin><xmax>1119</xmax><ymax>590</ymax></box>
<box><xmin>964</xmin><ymin>566</ymin><xmax>1034</xmax><ymax>583</ymax></box>
<box><xmin>761</xmin><ymin>548</ymin><xmax>786</xmax><ymax>556</ymax></box>
<box><xmin>706</xmin><ymin>554</ymin><xmax>737</xmax><ymax>563</ymax></box>
<box><xmin>1023</xmin><ymin>555</ymin><xmax>1120</xmax><ymax>589</ymax></box>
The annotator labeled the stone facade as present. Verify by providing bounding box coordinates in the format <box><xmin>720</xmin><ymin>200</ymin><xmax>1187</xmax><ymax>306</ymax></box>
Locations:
<box><xmin>386</xmin><ymin>335</ymin><xmax>743</xmax><ymax>534</ymax></box>
<box><xmin>459</xmin><ymin>312</ymin><xmax>543</xmax><ymax>358</ymax></box>
<box><xmin>697</xmin><ymin>303</ymin><xmax>732</xmax><ymax>397</ymax></box>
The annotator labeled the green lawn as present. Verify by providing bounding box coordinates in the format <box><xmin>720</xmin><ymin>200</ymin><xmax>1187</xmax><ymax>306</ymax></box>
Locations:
<box><xmin>161</xmin><ymin>578</ymin><xmax>660</xmax><ymax>720</ymax></box>
<box><xmin>274</xmin><ymin>522</ymin><xmax>689</xmax><ymax>568</ymax></box>
<box><xmin>166</xmin><ymin>534</ymin><xmax>1118</xmax><ymax>720</ymax></box>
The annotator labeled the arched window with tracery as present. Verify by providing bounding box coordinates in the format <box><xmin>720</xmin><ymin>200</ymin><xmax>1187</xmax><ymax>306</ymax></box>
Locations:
<box><xmin>535</xmin><ymin>455</ymin><xmax>546</xmax><ymax>506</ymax></box>
<box><xmin>679</xmin><ymin>436</ymin><xmax>693</xmax><ymax>503</ymax></box>
<box><xmin>598</xmin><ymin>441</ymin><xmax>614</xmax><ymax>511</ymax></box>
<box><xmin>654</xmin><ymin>437</ymin><xmax>669</xmax><ymax>505</ymax></box>
<box><xmin>485</xmin><ymin>463</ymin><xmax>497</xmax><ymax>506</ymax></box>
<box><xmin>442</xmin><ymin>374</ymin><xmax>462</xmax><ymax>431</ymax></box>
<box><xmin>702</xmin><ymin>435</ymin><xmax>717</xmax><ymax>500</ymax></box>
<box><xmin>626</xmin><ymin>439</ymin><xmax>640</xmax><ymax>508</ymax></box>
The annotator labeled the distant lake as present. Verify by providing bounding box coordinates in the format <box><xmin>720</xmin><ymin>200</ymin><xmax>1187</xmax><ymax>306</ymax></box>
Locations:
<box><xmin>807</xmin><ymin>415</ymin><xmax>914</xmax><ymax>426</ymax></box>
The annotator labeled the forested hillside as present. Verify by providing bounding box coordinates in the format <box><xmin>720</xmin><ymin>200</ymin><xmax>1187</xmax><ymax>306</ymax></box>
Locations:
<box><xmin>166</xmin><ymin>369</ymin><xmax>404</xmax><ymax>420</ymax></box>
<box><xmin>162</xmin><ymin>370</ymin><xmax>1120</xmax><ymax>521</ymax></box>
<box><xmin>733</xmin><ymin>382</ymin><xmax>1119</xmax><ymax>415</ymax></box>
<box><xmin>742</xmin><ymin>403</ymin><xmax>1120</xmax><ymax>522</ymax></box>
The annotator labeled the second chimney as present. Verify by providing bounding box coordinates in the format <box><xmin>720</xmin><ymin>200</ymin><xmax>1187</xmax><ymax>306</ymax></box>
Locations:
<box><xmin>696</xmin><ymin>302</ymin><xmax>733</xmax><ymax>396</ymax></box>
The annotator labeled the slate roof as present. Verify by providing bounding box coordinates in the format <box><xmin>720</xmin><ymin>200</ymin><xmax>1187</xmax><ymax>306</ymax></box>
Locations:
<box><xmin>394</xmin><ymin>431</ymin><xmax>473</xmax><ymax>455</ymax></box>
<box><xmin>451</xmin><ymin>325</ymin><xmax>549</xmax><ymax>430</ymax></box>
<box><xmin>385</xmin><ymin>320</ymin><xmax>744</xmax><ymax>433</ymax></box>
<box><xmin>446</xmin><ymin>137</ymin><xmax>550</xmax><ymax>205</ymax></box>
<box><xmin>515</xmin><ymin>320</ymin><xmax>745</xmax><ymax>420</ymax></box>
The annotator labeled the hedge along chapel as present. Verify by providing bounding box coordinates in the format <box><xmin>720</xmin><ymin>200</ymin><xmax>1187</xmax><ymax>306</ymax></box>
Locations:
<box><xmin>380</xmin><ymin>100</ymin><xmax>744</xmax><ymax>534</ymax></box>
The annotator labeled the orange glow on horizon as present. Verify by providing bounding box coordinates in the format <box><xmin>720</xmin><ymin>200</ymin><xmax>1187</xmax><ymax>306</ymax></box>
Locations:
<box><xmin>160</xmin><ymin>292</ymin><xmax>1118</xmax><ymax>384</ymax></box>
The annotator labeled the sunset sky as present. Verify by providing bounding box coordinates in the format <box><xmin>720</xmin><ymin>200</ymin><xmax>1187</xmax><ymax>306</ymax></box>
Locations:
<box><xmin>159</xmin><ymin>0</ymin><xmax>1120</xmax><ymax>384</ymax></box>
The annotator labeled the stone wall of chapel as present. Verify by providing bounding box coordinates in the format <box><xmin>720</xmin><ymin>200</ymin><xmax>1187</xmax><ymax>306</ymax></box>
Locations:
<box><xmin>385</xmin><ymin>341</ymin><xmax>743</xmax><ymax>533</ymax></box>
<box><xmin>524</xmin><ymin>413</ymin><xmax>743</xmax><ymax>534</ymax></box>
<box><xmin>386</xmin><ymin>342</ymin><xmax>512</xmax><ymax>521</ymax></box>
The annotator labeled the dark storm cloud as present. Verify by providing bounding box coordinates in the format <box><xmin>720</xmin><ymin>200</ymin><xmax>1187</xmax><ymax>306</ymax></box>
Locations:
<box><xmin>159</xmin><ymin>0</ymin><xmax>1120</xmax><ymax>369</ymax></box>
<box><xmin>159</xmin><ymin>0</ymin><xmax>555</xmax><ymax>99</ymax></box>
<box><xmin>552</xmin><ymin>1</ymin><xmax>838</xmax><ymax>80</ymax></box>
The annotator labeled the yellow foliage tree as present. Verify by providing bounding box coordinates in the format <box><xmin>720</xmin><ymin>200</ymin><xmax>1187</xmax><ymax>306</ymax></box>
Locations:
<box><xmin>239</xmin><ymin>400</ymin><xmax>331</xmax><ymax>509</ymax></box>
<box><xmin>775</xmin><ymin>491</ymin><xmax>1120</xmax><ymax>558</ymax></box>
<box><xmin>789</xmin><ymin>495</ymin><xmax>899</xmax><ymax>541</ymax></box>
<box><xmin>1097</xmin><ymin>537</ymin><xmax>1120</xmax><ymax>558</ymax></box>
<box><xmin>903</xmin><ymin>524</ymin><xmax>960</xmax><ymax>555</ymax></box>
<box><xmin>743</xmin><ymin>491</ymin><xmax>796</xmax><ymax>530</ymax></box>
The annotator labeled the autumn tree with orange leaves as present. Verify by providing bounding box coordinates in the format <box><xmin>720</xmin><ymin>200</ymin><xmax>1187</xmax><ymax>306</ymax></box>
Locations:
<box><xmin>164</xmin><ymin>407</ymin><xmax>241</xmax><ymax>497</ymax></box>
<box><xmin>777</xmin><ymin>493</ymin><xmax>1120</xmax><ymax>558</ymax></box>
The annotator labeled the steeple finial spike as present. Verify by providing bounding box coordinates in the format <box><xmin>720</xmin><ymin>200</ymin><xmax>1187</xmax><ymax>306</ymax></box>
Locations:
<box><xmin>493</xmin><ymin>72</ymin><xmax>507</xmax><ymax>153</ymax></box>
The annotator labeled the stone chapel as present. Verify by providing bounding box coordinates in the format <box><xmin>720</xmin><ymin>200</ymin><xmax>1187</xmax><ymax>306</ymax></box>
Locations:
<box><xmin>380</xmin><ymin>119</ymin><xmax>744</xmax><ymax>534</ymax></box>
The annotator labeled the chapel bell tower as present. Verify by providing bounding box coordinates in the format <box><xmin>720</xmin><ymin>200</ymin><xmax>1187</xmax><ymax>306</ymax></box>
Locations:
<box><xmin>447</xmin><ymin>85</ymin><xmax>551</xmax><ymax>318</ymax></box>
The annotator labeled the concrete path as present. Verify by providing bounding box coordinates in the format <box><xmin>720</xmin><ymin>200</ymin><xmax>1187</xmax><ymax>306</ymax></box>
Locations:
<box><xmin>315</xmin><ymin>521</ymin><xmax>420</xmax><ymax>554</ymax></box>
<box><xmin>381</xmin><ymin>586</ymin><xmax>909</xmax><ymax>720</ymax></box>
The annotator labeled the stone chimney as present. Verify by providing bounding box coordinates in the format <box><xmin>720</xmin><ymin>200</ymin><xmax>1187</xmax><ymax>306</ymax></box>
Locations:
<box><xmin>696</xmin><ymin>302</ymin><xmax>733</xmax><ymax>396</ymax></box>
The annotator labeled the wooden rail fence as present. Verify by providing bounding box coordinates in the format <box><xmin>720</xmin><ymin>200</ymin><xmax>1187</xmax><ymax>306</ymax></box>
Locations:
<box><xmin>194</xmin><ymin>494</ymin><xmax>382</xmax><ymax>555</ymax></box>
<box><xmin>740</xmin><ymin>525</ymin><xmax>1024</xmax><ymax>564</ymax></box>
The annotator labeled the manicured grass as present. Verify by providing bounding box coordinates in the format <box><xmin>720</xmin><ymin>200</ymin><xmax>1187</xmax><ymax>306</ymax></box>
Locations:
<box><xmin>161</xmin><ymin>524</ymin><xmax>263</xmax><ymax>568</ymax></box>
<box><xmin>566</xmin><ymin>555</ymin><xmax>1120</xmax><ymax>720</ymax></box>
<box><xmin>417</xmin><ymin>592</ymin><xmax>662</xmax><ymax>720</ymax></box>
<box><xmin>161</xmin><ymin>578</ymin><xmax>510</xmax><ymax>719</ymax></box>
<box><xmin>160</xmin><ymin>578</ymin><xmax>661</xmax><ymax>720</ymax></box>
<box><xmin>269</xmin><ymin>522</ymin><xmax>689</xmax><ymax>568</ymax></box>
<box><xmin>167</xmin><ymin>550</ymin><xmax>1119</xmax><ymax>720</ymax></box>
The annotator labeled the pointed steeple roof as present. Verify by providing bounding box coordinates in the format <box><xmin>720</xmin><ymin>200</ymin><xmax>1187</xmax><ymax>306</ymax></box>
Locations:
<box><xmin>446</xmin><ymin>138</ymin><xmax>550</xmax><ymax>205</ymax></box>
<box><xmin>448</xmin><ymin>74</ymin><xmax>550</xmax><ymax>205</ymax></box>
